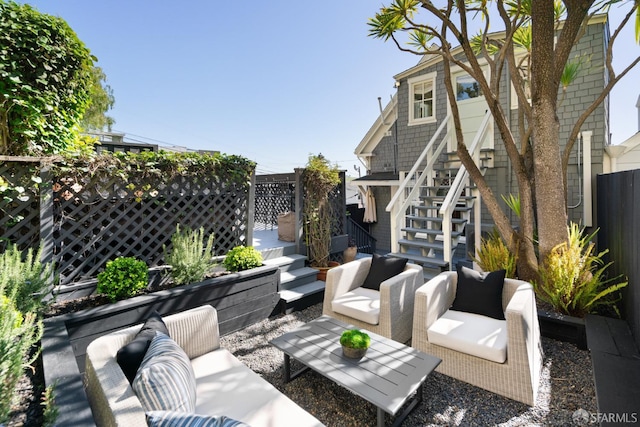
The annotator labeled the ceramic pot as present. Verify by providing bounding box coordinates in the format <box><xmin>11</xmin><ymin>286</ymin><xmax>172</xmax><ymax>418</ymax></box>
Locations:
<box><xmin>343</xmin><ymin>246</ymin><xmax>357</xmax><ymax>263</ymax></box>
<box><xmin>314</xmin><ymin>261</ymin><xmax>340</xmax><ymax>281</ymax></box>
<box><xmin>342</xmin><ymin>345</ymin><xmax>368</xmax><ymax>359</ymax></box>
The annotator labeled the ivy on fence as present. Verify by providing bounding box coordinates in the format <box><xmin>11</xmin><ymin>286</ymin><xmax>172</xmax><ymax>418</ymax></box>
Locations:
<box><xmin>1</xmin><ymin>151</ymin><xmax>255</xmax><ymax>285</ymax></box>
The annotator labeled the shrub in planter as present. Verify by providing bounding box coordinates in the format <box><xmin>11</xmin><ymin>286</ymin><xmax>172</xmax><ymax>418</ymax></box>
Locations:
<box><xmin>0</xmin><ymin>243</ymin><xmax>55</xmax><ymax>315</ymax></box>
<box><xmin>534</xmin><ymin>223</ymin><xmax>628</xmax><ymax>318</ymax></box>
<box><xmin>163</xmin><ymin>225</ymin><xmax>215</xmax><ymax>285</ymax></box>
<box><xmin>472</xmin><ymin>229</ymin><xmax>517</xmax><ymax>279</ymax></box>
<box><xmin>223</xmin><ymin>246</ymin><xmax>262</xmax><ymax>272</ymax></box>
<box><xmin>97</xmin><ymin>257</ymin><xmax>148</xmax><ymax>302</ymax></box>
<box><xmin>0</xmin><ymin>295</ymin><xmax>42</xmax><ymax>423</ymax></box>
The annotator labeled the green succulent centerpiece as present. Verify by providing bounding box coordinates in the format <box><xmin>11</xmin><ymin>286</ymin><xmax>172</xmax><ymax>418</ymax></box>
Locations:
<box><xmin>340</xmin><ymin>329</ymin><xmax>371</xmax><ymax>359</ymax></box>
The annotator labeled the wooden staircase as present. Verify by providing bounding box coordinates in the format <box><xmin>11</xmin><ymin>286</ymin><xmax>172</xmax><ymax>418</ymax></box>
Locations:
<box><xmin>385</xmin><ymin>111</ymin><xmax>494</xmax><ymax>276</ymax></box>
<box><xmin>388</xmin><ymin>153</ymin><xmax>479</xmax><ymax>273</ymax></box>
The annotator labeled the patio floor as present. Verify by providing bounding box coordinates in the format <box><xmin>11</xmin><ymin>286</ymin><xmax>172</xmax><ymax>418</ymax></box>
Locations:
<box><xmin>222</xmin><ymin>302</ymin><xmax>597</xmax><ymax>427</ymax></box>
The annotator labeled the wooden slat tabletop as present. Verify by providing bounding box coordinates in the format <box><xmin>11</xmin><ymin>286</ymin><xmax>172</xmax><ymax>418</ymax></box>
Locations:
<box><xmin>270</xmin><ymin>315</ymin><xmax>441</xmax><ymax>415</ymax></box>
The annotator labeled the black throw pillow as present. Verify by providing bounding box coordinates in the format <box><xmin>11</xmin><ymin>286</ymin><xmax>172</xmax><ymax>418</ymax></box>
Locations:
<box><xmin>451</xmin><ymin>265</ymin><xmax>506</xmax><ymax>320</ymax></box>
<box><xmin>116</xmin><ymin>311</ymin><xmax>170</xmax><ymax>383</ymax></box>
<box><xmin>361</xmin><ymin>254</ymin><xmax>408</xmax><ymax>291</ymax></box>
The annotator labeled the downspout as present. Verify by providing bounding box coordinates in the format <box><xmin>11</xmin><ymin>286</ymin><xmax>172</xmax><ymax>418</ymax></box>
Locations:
<box><xmin>582</xmin><ymin>131</ymin><xmax>593</xmax><ymax>227</ymax></box>
<box><xmin>568</xmin><ymin>133</ymin><xmax>582</xmax><ymax>210</ymax></box>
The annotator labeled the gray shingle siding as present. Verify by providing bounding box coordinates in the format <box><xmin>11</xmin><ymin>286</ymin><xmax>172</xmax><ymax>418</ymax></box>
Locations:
<box><xmin>366</xmin><ymin>18</ymin><xmax>608</xmax><ymax>246</ymax></box>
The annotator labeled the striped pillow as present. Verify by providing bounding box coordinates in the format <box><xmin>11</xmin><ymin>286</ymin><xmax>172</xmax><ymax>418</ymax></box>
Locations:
<box><xmin>132</xmin><ymin>332</ymin><xmax>196</xmax><ymax>413</ymax></box>
<box><xmin>146</xmin><ymin>411</ymin><xmax>250</xmax><ymax>427</ymax></box>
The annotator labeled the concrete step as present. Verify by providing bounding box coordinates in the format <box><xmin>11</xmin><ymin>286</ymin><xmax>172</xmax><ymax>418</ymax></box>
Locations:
<box><xmin>279</xmin><ymin>280</ymin><xmax>325</xmax><ymax>304</ymax></box>
<box><xmin>262</xmin><ymin>254</ymin><xmax>306</xmax><ymax>272</ymax></box>
<box><xmin>279</xmin><ymin>267</ymin><xmax>319</xmax><ymax>291</ymax></box>
<box><xmin>278</xmin><ymin>280</ymin><xmax>326</xmax><ymax>314</ymax></box>
<box><xmin>258</xmin><ymin>244</ymin><xmax>296</xmax><ymax>260</ymax></box>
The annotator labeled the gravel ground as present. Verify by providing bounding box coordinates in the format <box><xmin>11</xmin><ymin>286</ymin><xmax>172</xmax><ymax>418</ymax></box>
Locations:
<box><xmin>220</xmin><ymin>303</ymin><xmax>597</xmax><ymax>427</ymax></box>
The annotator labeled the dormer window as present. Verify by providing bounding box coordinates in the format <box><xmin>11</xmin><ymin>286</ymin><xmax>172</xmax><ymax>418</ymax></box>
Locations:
<box><xmin>408</xmin><ymin>72</ymin><xmax>437</xmax><ymax>126</ymax></box>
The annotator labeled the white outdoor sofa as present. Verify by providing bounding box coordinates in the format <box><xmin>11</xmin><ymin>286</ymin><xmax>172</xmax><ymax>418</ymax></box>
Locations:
<box><xmin>84</xmin><ymin>305</ymin><xmax>324</xmax><ymax>427</ymax></box>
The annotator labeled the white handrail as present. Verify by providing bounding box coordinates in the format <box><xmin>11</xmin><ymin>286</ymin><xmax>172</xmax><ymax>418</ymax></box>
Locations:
<box><xmin>439</xmin><ymin>110</ymin><xmax>492</xmax><ymax>216</ymax></box>
<box><xmin>385</xmin><ymin>114</ymin><xmax>451</xmax><ymax>212</ymax></box>
<box><xmin>439</xmin><ymin>110</ymin><xmax>492</xmax><ymax>268</ymax></box>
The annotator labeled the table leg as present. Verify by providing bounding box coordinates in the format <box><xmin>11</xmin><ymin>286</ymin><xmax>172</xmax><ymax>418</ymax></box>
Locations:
<box><xmin>377</xmin><ymin>407</ymin><xmax>386</xmax><ymax>427</ymax></box>
<box><xmin>283</xmin><ymin>353</ymin><xmax>310</xmax><ymax>383</ymax></box>
<box><xmin>389</xmin><ymin>383</ymin><xmax>424</xmax><ymax>427</ymax></box>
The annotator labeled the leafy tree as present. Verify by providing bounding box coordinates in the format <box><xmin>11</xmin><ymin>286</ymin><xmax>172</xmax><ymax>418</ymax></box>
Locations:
<box><xmin>0</xmin><ymin>1</ymin><xmax>105</xmax><ymax>155</ymax></box>
<box><xmin>369</xmin><ymin>0</ymin><xmax>640</xmax><ymax>282</ymax></box>
<box><xmin>81</xmin><ymin>65</ymin><xmax>115</xmax><ymax>131</ymax></box>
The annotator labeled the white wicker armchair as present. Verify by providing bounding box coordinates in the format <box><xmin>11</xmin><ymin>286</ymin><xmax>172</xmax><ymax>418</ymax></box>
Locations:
<box><xmin>322</xmin><ymin>257</ymin><xmax>423</xmax><ymax>343</ymax></box>
<box><xmin>412</xmin><ymin>271</ymin><xmax>543</xmax><ymax>406</ymax></box>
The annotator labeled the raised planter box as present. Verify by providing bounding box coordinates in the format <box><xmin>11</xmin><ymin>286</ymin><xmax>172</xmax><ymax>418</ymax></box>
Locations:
<box><xmin>41</xmin><ymin>264</ymin><xmax>280</xmax><ymax>426</ymax></box>
<box><xmin>538</xmin><ymin>309</ymin><xmax>587</xmax><ymax>350</ymax></box>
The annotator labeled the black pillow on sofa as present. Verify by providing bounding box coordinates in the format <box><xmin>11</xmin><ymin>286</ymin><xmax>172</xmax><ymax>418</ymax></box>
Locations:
<box><xmin>451</xmin><ymin>265</ymin><xmax>506</xmax><ymax>320</ymax></box>
<box><xmin>117</xmin><ymin>311</ymin><xmax>169</xmax><ymax>383</ymax></box>
<box><xmin>361</xmin><ymin>254</ymin><xmax>408</xmax><ymax>291</ymax></box>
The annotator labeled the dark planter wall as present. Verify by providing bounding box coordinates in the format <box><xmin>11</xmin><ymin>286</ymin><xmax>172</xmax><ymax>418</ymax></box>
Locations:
<box><xmin>538</xmin><ymin>310</ymin><xmax>587</xmax><ymax>350</ymax></box>
<box><xmin>42</xmin><ymin>265</ymin><xmax>280</xmax><ymax>426</ymax></box>
<box><xmin>597</xmin><ymin>170</ymin><xmax>640</xmax><ymax>345</ymax></box>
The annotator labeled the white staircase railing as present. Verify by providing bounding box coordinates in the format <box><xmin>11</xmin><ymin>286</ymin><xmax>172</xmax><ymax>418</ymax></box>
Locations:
<box><xmin>439</xmin><ymin>109</ymin><xmax>493</xmax><ymax>268</ymax></box>
<box><xmin>385</xmin><ymin>113</ymin><xmax>452</xmax><ymax>253</ymax></box>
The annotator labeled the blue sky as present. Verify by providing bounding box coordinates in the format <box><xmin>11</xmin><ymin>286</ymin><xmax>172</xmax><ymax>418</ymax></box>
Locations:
<box><xmin>18</xmin><ymin>1</ymin><xmax>640</xmax><ymax>175</ymax></box>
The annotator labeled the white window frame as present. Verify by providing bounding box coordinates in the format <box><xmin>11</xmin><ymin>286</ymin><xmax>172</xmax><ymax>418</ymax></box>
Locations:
<box><xmin>408</xmin><ymin>72</ymin><xmax>437</xmax><ymax>126</ymax></box>
<box><xmin>510</xmin><ymin>50</ymin><xmax>531</xmax><ymax>110</ymax></box>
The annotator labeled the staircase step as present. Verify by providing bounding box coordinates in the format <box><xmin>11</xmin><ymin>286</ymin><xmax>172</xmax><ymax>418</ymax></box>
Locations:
<box><xmin>406</xmin><ymin>215</ymin><xmax>467</xmax><ymax>225</ymax></box>
<box><xmin>278</xmin><ymin>280</ymin><xmax>326</xmax><ymax>313</ymax></box>
<box><xmin>398</xmin><ymin>238</ymin><xmax>449</xmax><ymax>251</ymax></box>
<box><xmin>262</xmin><ymin>254</ymin><xmax>306</xmax><ymax>272</ymax></box>
<box><xmin>402</xmin><ymin>227</ymin><xmax>462</xmax><ymax>238</ymax></box>
<box><xmin>280</xmin><ymin>267</ymin><xmax>319</xmax><ymax>290</ymax></box>
<box><xmin>387</xmin><ymin>252</ymin><xmax>449</xmax><ymax>269</ymax></box>
<box><xmin>420</xmin><ymin>195</ymin><xmax>476</xmax><ymax>201</ymax></box>
<box><xmin>279</xmin><ymin>280</ymin><xmax>325</xmax><ymax>303</ymax></box>
<box><xmin>414</xmin><ymin>205</ymin><xmax>472</xmax><ymax>213</ymax></box>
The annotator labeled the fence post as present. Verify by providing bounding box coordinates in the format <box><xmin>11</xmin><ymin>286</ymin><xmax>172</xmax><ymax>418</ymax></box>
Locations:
<box><xmin>294</xmin><ymin>168</ymin><xmax>304</xmax><ymax>256</ymax></box>
<box><xmin>247</xmin><ymin>171</ymin><xmax>255</xmax><ymax>246</ymax></box>
<box><xmin>39</xmin><ymin>163</ymin><xmax>55</xmax><ymax>287</ymax></box>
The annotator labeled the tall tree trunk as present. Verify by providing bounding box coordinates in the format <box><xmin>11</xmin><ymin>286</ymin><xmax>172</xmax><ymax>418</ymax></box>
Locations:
<box><xmin>531</xmin><ymin>0</ymin><xmax>568</xmax><ymax>262</ymax></box>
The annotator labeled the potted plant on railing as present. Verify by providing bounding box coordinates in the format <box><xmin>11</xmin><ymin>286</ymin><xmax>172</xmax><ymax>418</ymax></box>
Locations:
<box><xmin>302</xmin><ymin>154</ymin><xmax>341</xmax><ymax>280</ymax></box>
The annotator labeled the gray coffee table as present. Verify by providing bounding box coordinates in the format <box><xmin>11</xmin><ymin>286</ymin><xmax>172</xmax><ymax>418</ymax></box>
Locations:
<box><xmin>270</xmin><ymin>315</ymin><xmax>441</xmax><ymax>427</ymax></box>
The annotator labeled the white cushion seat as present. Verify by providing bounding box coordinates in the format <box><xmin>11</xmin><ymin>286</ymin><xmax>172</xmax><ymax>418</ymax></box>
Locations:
<box><xmin>331</xmin><ymin>287</ymin><xmax>380</xmax><ymax>325</ymax></box>
<box><xmin>427</xmin><ymin>309</ymin><xmax>507</xmax><ymax>363</ymax></box>
<box><xmin>192</xmin><ymin>349</ymin><xmax>316</xmax><ymax>426</ymax></box>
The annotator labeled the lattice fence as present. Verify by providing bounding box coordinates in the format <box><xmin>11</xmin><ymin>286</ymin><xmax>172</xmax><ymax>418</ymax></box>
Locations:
<box><xmin>0</xmin><ymin>159</ymin><xmax>44</xmax><ymax>253</ymax></box>
<box><xmin>254</xmin><ymin>173</ymin><xmax>295</xmax><ymax>230</ymax></box>
<box><xmin>1</xmin><ymin>158</ymin><xmax>253</xmax><ymax>285</ymax></box>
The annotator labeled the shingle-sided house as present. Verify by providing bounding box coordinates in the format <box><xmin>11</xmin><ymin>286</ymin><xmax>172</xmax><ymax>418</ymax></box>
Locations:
<box><xmin>354</xmin><ymin>14</ymin><xmax>611</xmax><ymax>272</ymax></box>
<box><xmin>604</xmin><ymin>95</ymin><xmax>640</xmax><ymax>172</ymax></box>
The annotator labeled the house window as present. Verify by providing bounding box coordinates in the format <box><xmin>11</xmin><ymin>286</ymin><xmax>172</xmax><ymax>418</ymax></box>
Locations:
<box><xmin>408</xmin><ymin>72</ymin><xmax>437</xmax><ymax>125</ymax></box>
<box><xmin>456</xmin><ymin>75</ymin><xmax>482</xmax><ymax>101</ymax></box>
